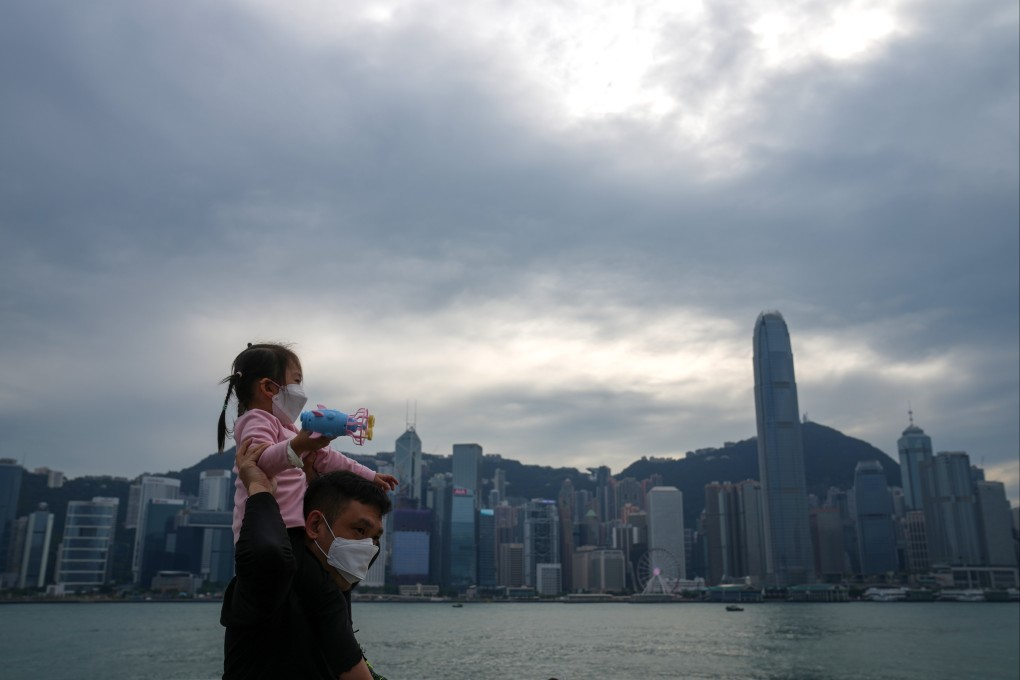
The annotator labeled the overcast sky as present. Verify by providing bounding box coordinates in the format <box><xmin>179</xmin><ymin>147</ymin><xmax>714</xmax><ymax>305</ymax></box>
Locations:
<box><xmin>2</xmin><ymin>0</ymin><xmax>1017</xmax><ymax>503</ymax></box>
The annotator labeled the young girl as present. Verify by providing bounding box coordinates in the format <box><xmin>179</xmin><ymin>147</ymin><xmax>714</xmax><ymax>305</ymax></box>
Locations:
<box><xmin>217</xmin><ymin>342</ymin><xmax>398</xmax><ymax>541</ymax></box>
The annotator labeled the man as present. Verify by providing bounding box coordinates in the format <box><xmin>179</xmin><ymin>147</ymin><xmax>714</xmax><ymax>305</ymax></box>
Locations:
<box><xmin>222</xmin><ymin>438</ymin><xmax>391</xmax><ymax>679</ymax></box>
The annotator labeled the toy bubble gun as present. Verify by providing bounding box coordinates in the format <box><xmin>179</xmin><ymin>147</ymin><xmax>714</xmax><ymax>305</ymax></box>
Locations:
<box><xmin>299</xmin><ymin>405</ymin><xmax>375</xmax><ymax>445</ymax></box>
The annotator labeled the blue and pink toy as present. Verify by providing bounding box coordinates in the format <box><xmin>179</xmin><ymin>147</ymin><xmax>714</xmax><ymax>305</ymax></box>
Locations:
<box><xmin>300</xmin><ymin>405</ymin><xmax>375</xmax><ymax>445</ymax></box>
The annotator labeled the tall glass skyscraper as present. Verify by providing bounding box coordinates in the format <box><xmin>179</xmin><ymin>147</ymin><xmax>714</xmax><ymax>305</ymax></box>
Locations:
<box><xmin>394</xmin><ymin>427</ymin><xmax>423</xmax><ymax>504</ymax></box>
<box><xmin>897</xmin><ymin>417</ymin><xmax>933</xmax><ymax>511</ymax></box>
<box><xmin>449</xmin><ymin>488</ymin><xmax>476</xmax><ymax>592</ymax></box>
<box><xmin>452</xmin><ymin>443</ymin><xmax>482</xmax><ymax>497</ymax></box>
<box><xmin>646</xmin><ymin>486</ymin><xmax>686</xmax><ymax>581</ymax></box>
<box><xmin>922</xmin><ymin>451</ymin><xmax>982</xmax><ymax>566</ymax></box>
<box><xmin>57</xmin><ymin>497</ymin><xmax>119</xmax><ymax>592</ymax></box>
<box><xmin>753</xmin><ymin>311</ymin><xmax>814</xmax><ymax>586</ymax></box>
<box><xmin>130</xmin><ymin>476</ymin><xmax>181</xmax><ymax>583</ymax></box>
<box><xmin>16</xmin><ymin>504</ymin><xmax>54</xmax><ymax>589</ymax></box>
<box><xmin>852</xmin><ymin>461</ymin><xmax>898</xmax><ymax>575</ymax></box>
<box><xmin>199</xmin><ymin>470</ymin><xmax>233</xmax><ymax>511</ymax></box>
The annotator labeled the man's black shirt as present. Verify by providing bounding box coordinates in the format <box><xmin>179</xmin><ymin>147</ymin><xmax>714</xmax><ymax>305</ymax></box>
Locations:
<box><xmin>221</xmin><ymin>493</ymin><xmax>363</xmax><ymax>679</ymax></box>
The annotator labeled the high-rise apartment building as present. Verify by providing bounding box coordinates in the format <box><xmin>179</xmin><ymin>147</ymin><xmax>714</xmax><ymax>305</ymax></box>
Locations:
<box><xmin>752</xmin><ymin>311</ymin><xmax>815</xmax><ymax>586</ymax></box>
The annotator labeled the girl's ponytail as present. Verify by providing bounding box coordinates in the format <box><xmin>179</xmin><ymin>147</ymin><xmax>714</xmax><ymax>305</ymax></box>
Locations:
<box><xmin>216</xmin><ymin>372</ymin><xmax>240</xmax><ymax>453</ymax></box>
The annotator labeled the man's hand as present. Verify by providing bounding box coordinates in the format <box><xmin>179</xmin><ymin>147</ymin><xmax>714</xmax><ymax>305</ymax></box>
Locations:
<box><xmin>236</xmin><ymin>437</ymin><xmax>275</xmax><ymax>496</ymax></box>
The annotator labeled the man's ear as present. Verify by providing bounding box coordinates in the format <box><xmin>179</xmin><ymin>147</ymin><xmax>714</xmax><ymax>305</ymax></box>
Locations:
<box><xmin>304</xmin><ymin>510</ymin><xmax>322</xmax><ymax>541</ymax></box>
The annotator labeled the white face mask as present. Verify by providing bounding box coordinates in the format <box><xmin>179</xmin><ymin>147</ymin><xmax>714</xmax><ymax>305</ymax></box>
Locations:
<box><xmin>314</xmin><ymin>515</ymin><xmax>379</xmax><ymax>585</ymax></box>
<box><xmin>271</xmin><ymin>382</ymin><xmax>307</xmax><ymax>424</ymax></box>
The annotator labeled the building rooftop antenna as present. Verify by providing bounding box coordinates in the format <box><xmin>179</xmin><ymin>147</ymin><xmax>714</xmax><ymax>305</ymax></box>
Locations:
<box><xmin>405</xmin><ymin>399</ymin><xmax>417</xmax><ymax>432</ymax></box>
<box><xmin>908</xmin><ymin>401</ymin><xmax>914</xmax><ymax>426</ymax></box>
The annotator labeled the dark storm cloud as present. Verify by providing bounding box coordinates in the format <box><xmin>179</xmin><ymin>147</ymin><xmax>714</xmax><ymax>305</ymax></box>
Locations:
<box><xmin>0</xmin><ymin>0</ymin><xmax>1016</xmax><ymax>496</ymax></box>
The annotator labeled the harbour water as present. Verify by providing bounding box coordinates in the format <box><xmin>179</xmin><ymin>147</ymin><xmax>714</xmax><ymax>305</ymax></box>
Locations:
<box><xmin>0</xmin><ymin>601</ymin><xmax>1017</xmax><ymax>680</ymax></box>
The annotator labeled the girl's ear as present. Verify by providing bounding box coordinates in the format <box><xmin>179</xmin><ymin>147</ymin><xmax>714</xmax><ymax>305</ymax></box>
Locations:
<box><xmin>257</xmin><ymin>378</ymin><xmax>277</xmax><ymax>399</ymax></box>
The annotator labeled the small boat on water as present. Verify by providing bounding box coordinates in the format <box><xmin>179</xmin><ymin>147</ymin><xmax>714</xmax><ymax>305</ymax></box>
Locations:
<box><xmin>863</xmin><ymin>587</ymin><xmax>908</xmax><ymax>602</ymax></box>
<box><xmin>937</xmin><ymin>589</ymin><xmax>985</xmax><ymax>602</ymax></box>
<box><xmin>725</xmin><ymin>604</ymin><xmax>744</xmax><ymax>611</ymax></box>
<box><xmin>451</xmin><ymin>603</ymin><xmax>464</xmax><ymax>608</ymax></box>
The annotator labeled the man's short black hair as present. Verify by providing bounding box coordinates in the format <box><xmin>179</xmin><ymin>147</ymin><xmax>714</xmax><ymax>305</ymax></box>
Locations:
<box><xmin>304</xmin><ymin>471</ymin><xmax>392</xmax><ymax>521</ymax></box>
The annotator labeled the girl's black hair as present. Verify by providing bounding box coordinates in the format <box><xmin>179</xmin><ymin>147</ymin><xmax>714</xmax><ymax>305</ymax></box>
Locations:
<box><xmin>216</xmin><ymin>342</ymin><xmax>301</xmax><ymax>452</ymax></box>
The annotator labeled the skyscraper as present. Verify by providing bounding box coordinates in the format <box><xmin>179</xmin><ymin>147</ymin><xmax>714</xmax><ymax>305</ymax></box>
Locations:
<box><xmin>448</xmin><ymin>444</ymin><xmax>482</xmax><ymax>592</ymax></box>
<box><xmin>646</xmin><ymin>486</ymin><xmax>686</xmax><ymax>581</ymax></box>
<box><xmin>452</xmin><ymin>443</ymin><xmax>482</xmax><ymax>498</ymax></box>
<box><xmin>852</xmin><ymin>461</ymin><xmax>898</xmax><ymax>575</ymax></box>
<box><xmin>974</xmin><ymin>480</ymin><xmax>1017</xmax><ymax>567</ymax></box>
<box><xmin>130</xmin><ymin>476</ymin><xmax>181</xmax><ymax>583</ymax></box>
<box><xmin>394</xmin><ymin>427</ymin><xmax>423</xmax><ymax>504</ymax></box>
<box><xmin>753</xmin><ymin>311</ymin><xmax>815</xmax><ymax>586</ymax></box>
<box><xmin>921</xmin><ymin>451</ymin><xmax>982</xmax><ymax>566</ymax></box>
<box><xmin>897</xmin><ymin>416</ymin><xmax>934</xmax><ymax>511</ymax></box>
<box><xmin>390</xmin><ymin>508</ymin><xmax>432</xmax><ymax>585</ymax></box>
<box><xmin>16</xmin><ymin>504</ymin><xmax>54</xmax><ymax>589</ymax></box>
<box><xmin>199</xmin><ymin>470</ymin><xmax>233</xmax><ymax>511</ymax></box>
<box><xmin>523</xmin><ymin>499</ymin><xmax>559</xmax><ymax>589</ymax></box>
<box><xmin>0</xmin><ymin>459</ymin><xmax>24</xmax><ymax>588</ymax></box>
<box><xmin>56</xmin><ymin>497</ymin><xmax>119</xmax><ymax>592</ymax></box>
<box><xmin>702</xmin><ymin>480</ymin><xmax>767</xmax><ymax>585</ymax></box>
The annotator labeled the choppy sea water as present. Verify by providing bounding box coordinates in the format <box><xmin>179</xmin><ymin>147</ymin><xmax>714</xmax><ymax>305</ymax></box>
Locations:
<box><xmin>0</xmin><ymin>600</ymin><xmax>1017</xmax><ymax>680</ymax></box>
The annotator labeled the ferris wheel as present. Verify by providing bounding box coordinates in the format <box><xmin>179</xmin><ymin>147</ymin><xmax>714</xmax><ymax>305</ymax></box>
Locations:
<box><xmin>636</xmin><ymin>549</ymin><xmax>682</xmax><ymax>595</ymax></box>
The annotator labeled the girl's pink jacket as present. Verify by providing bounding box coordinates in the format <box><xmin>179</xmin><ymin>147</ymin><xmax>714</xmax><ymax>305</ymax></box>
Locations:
<box><xmin>230</xmin><ymin>408</ymin><xmax>376</xmax><ymax>541</ymax></box>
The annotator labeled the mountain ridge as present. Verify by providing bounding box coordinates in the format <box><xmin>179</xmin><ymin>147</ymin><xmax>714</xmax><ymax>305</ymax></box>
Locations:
<box><xmin>18</xmin><ymin>422</ymin><xmax>901</xmax><ymax>530</ymax></box>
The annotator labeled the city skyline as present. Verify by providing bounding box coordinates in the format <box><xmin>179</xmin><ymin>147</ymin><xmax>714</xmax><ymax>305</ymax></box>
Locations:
<box><xmin>1</xmin><ymin>1</ymin><xmax>1016</xmax><ymax>504</ymax></box>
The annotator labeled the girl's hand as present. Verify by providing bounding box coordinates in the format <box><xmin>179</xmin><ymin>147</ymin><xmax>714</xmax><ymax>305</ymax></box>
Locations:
<box><xmin>291</xmin><ymin>429</ymin><xmax>337</xmax><ymax>454</ymax></box>
<box><xmin>236</xmin><ymin>438</ymin><xmax>275</xmax><ymax>496</ymax></box>
<box><xmin>373</xmin><ymin>473</ymin><xmax>398</xmax><ymax>492</ymax></box>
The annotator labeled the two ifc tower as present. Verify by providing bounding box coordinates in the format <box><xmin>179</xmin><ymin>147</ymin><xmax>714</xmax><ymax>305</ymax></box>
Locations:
<box><xmin>754</xmin><ymin>311</ymin><xmax>815</xmax><ymax>587</ymax></box>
